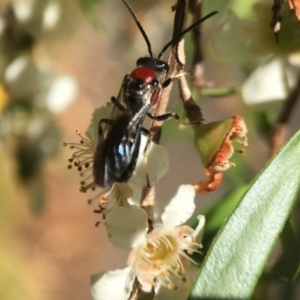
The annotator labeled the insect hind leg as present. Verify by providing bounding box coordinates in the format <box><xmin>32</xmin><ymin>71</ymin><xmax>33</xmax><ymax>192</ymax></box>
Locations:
<box><xmin>147</xmin><ymin>111</ymin><xmax>197</xmax><ymax>126</ymax></box>
<box><xmin>147</xmin><ymin>112</ymin><xmax>180</xmax><ymax>121</ymax></box>
<box><xmin>98</xmin><ymin>118</ymin><xmax>113</xmax><ymax>135</ymax></box>
<box><xmin>141</xmin><ymin>127</ymin><xmax>152</xmax><ymax>187</ymax></box>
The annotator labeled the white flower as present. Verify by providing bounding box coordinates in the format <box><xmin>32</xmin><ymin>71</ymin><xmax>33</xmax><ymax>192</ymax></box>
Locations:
<box><xmin>91</xmin><ymin>185</ymin><xmax>205</xmax><ymax>300</ymax></box>
<box><xmin>105</xmin><ymin>187</ymin><xmax>148</xmax><ymax>249</ymax></box>
<box><xmin>243</xmin><ymin>58</ymin><xmax>298</xmax><ymax>105</ymax></box>
<box><xmin>91</xmin><ymin>267</ymin><xmax>134</xmax><ymax>300</ymax></box>
<box><xmin>4</xmin><ymin>56</ymin><xmax>40</xmax><ymax>98</ymax></box>
<box><xmin>45</xmin><ymin>76</ymin><xmax>77</xmax><ymax>113</ymax></box>
<box><xmin>64</xmin><ymin>104</ymin><xmax>169</xmax><ymax>208</ymax></box>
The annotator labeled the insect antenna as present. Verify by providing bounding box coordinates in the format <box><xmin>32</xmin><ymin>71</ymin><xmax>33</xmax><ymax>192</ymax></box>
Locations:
<box><xmin>157</xmin><ymin>11</ymin><xmax>218</xmax><ymax>59</ymax></box>
<box><xmin>122</xmin><ymin>0</ymin><xmax>153</xmax><ymax>58</ymax></box>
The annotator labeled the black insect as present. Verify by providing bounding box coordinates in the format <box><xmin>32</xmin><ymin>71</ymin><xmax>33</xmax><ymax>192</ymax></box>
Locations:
<box><xmin>93</xmin><ymin>0</ymin><xmax>217</xmax><ymax>187</ymax></box>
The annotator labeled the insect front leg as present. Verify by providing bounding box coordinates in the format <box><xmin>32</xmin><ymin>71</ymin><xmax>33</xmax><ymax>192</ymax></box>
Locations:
<box><xmin>161</xmin><ymin>72</ymin><xmax>190</xmax><ymax>88</ymax></box>
<box><xmin>162</xmin><ymin>78</ymin><xmax>172</xmax><ymax>88</ymax></box>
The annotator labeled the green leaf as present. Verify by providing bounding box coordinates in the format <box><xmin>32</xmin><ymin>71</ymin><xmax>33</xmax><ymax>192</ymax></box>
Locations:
<box><xmin>255</xmin><ymin>111</ymin><xmax>273</xmax><ymax>140</ymax></box>
<box><xmin>272</xmin><ymin>217</ymin><xmax>300</xmax><ymax>279</ymax></box>
<box><xmin>189</xmin><ymin>130</ymin><xmax>300</xmax><ymax>299</ymax></box>
<box><xmin>201</xmin><ymin>184</ymin><xmax>249</xmax><ymax>244</ymax></box>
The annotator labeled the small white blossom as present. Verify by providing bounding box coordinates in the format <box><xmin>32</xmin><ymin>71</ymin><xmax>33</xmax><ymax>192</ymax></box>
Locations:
<box><xmin>45</xmin><ymin>76</ymin><xmax>77</xmax><ymax>113</ymax></box>
<box><xmin>162</xmin><ymin>184</ymin><xmax>196</xmax><ymax>229</ymax></box>
<box><xmin>127</xmin><ymin>224</ymin><xmax>201</xmax><ymax>292</ymax></box>
<box><xmin>91</xmin><ymin>267</ymin><xmax>134</xmax><ymax>300</ymax></box>
<box><xmin>64</xmin><ymin>105</ymin><xmax>169</xmax><ymax>210</ymax></box>
<box><xmin>106</xmin><ymin>197</ymin><xmax>148</xmax><ymax>249</ymax></box>
<box><xmin>243</xmin><ymin>58</ymin><xmax>298</xmax><ymax>105</ymax></box>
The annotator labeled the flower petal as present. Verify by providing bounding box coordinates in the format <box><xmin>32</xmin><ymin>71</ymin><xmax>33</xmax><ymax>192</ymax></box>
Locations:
<box><xmin>106</xmin><ymin>203</ymin><xmax>148</xmax><ymax>248</ymax></box>
<box><xmin>161</xmin><ymin>184</ymin><xmax>196</xmax><ymax>229</ymax></box>
<box><xmin>192</xmin><ymin>215</ymin><xmax>206</xmax><ymax>244</ymax></box>
<box><xmin>126</xmin><ymin>183</ymin><xmax>143</xmax><ymax>206</ymax></box>
<box><xmin>129</xmin><ymin>135</ymin><xmax>169</xmax><ymax>186</ymax></box>
<box><xmin>85</xmin><ymin>103</ymin><xmax>113</xmax><ymax>142</ymax></box>
<box><xmin>243</xmin><ymin>58</ymin><xmax>297</xmax><ymax>105</ymax></box>
<box><xmin>154</xmin><ymin>273</ymin><xmax>193</xmax><ymax>300</ymax></box>
<box><xmin>91</xmin><ymin>267</ymin><xmax>134</xmax><ymax>300</ymax></box>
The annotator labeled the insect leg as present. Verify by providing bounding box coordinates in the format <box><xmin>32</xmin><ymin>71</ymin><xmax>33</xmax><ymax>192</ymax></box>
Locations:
<box><xmin>147</xmin><ymin>112</ymin><xmax>195</xmax><ymax>126</ymax></box>
<box><xmin>110</xmin><ymin>74</ymin><xmax>129</xmax><ymax>111</ymax></box>
<box><xmin>141</xmin><ymin>127</ymin><xmax>150</xmax><ymax>135</ymax></box>
<box><xmin>98</xmin><ymin>118</ymin><xmax>113</xmax><ymax>135</ymax></box>
<box><xmin>141</xmin><ymin>127</ymin><xmax>152</xmax><ymax>187</ymax></box>
<box><xmin>162</xmin><ymin>72</ymin><xmax>190</xmax><ymax>88</ymax></box>
<box><xmin>111</xmin><ymin>96</ymin><xmax>126</xmax><ymax>111</ymax></box>
<box><xmin>162</xmin><ymin>78</ymin><xmax>172</xmax><ymax>88</ymax></box>
<box><xmin>147</xmin><ymin>112</ymin><xmax>180</xmax><ymax>121</ymax></box>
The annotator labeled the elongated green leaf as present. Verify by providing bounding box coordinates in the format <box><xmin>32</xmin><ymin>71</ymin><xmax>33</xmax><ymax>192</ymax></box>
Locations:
<box><xmin>201</xmin><ymin>185</ymin><xmax>248</xmax><ymax>235</ymax></box>
<box><xmin>272</xmin><ymin>217</ymin><xmax>300</xmax><ymax>279</ymax></box>
<box><xmin>189</xmin><ymin>130</ymin><xmax>300</xmax><ymax>299</ymax></box>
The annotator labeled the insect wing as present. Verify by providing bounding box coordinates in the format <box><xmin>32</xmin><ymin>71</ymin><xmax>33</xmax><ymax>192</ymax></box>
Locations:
<box><xmin>93</xmin><ymin>85</ymin><xmax>145</xmax><ymax>187</ymax></box>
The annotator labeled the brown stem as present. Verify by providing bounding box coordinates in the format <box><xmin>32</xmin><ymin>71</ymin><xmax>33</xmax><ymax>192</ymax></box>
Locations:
<box><xmin>137</xmin><ymin>2</ymin><xmax>192</xmax><ymax>297</ymax></box>
<box><xmin>189</xmin><ymin>0</ymin><xmax>205</xmax><ymax>87</ymax></box>
<box><xmin>128</xmin><ymin>277</ymin><xmax>141</xmax><ymax>300</ymax></box>
<box><xmin>269</xmin><ymin>72</ymin><xmax>300</xmax><ymax>158</ymax></box>
<box><xmin>178</xmin><ymin>74</ymin><xmax>204</xmax><ymax>125</ymax></box>
<box><xmin>140</xmin><ymin>0</ymin><xmax>191</xmax><ymax>221</ymax></box>
<box><xmin>177</xmin><ymin>1</ymin><xmax>204</xmax><ymax>126</ymax></box>
<box><xmin>140</xmin><ymin>186</ymin><xmax>155</xmax><ymax>224</ymax></box>
<box><xmin>134</xmin><ymin>2</ymin><xmax>205</xmax><ymax>297</ymax></box>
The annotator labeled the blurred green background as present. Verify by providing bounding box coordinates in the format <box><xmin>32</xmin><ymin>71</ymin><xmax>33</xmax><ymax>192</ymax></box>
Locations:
<box><xmin>1</xmin><ymin>0</ymin><xmax>300</xmax><ymax>299</ymax></box>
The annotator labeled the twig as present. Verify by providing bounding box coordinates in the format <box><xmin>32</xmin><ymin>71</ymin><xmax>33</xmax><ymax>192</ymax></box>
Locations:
<box><xmin>177</xmin><ymin>0</ymin><xmax>204</xmax><ymax>126</ymax></box>
<box><xmin>140</xmin><ymin>0</ymin><xmax>191</xmax><ymax>224</ymax></box>
<box><xmin>128</xmin><ymin>277</ymin><xmax>141</xmax><ymax>300</ymax></box>
<box><xmin>189</xmin><ymin>0</ymin><xmax>205</xmax><ymax>87</ymax></box>
<box><xmin>140</xmin><ymin>186</ymin><xmax>155</xmax><ymax>224</ymax></box>
<box><xmin>269</xmin><ymin>72</ymin><xmax>300</xmax><ymax>157</ymax></box>
<box><xmin>136</xmin><ymin>2</ymin><xmax>193</xmax><ymax>299</ymax></box>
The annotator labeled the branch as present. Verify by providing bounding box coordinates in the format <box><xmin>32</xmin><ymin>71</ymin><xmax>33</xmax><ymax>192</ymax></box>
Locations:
<box><xmin>189</xmin><ymin>0</ymin><xmax>206</xmax><ymax>87</ymax></box>
<box><xmin>128</xmin><ymin>277</ymin><xmax>141</xmax><ymax>300</ymax></box>
<box><xmin>269</xmin><ymin>72</ymin><xmax>300</xmax><ymax>157</ymax></box>
<box><xmin>140</xmin><ymin>0</ymin><xmax>191</xmax><ymax>222</ymax></box>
